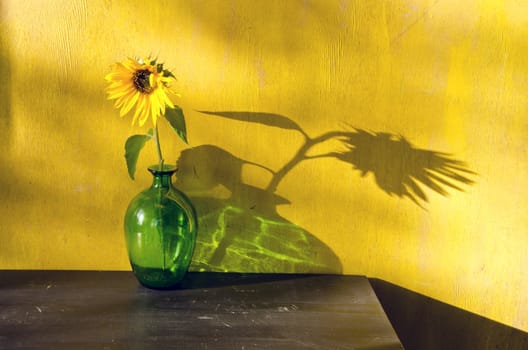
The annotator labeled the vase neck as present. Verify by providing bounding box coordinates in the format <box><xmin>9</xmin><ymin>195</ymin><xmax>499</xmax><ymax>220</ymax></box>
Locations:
<box><xmin>148</xmin><ymin>165</ymin><xmax>177</xmax><ymax>189</ymax></box>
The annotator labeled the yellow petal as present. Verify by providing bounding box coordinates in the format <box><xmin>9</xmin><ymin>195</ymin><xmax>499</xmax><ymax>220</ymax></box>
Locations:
<box><xmin>122</xmin><ymin>58</ymin><xmax>139</xmax><ymax>71</ymax></box>
<box><xmin>119</xmin><ymin>91</ymin><xmax>140</xmax><ymax>117</ymax></box>
<box><xmin>160</xmin><ymin>76</ymin><xmax>175</xmax><ymax>85</ymax></box>
<box><xmin>106</xmin><ymin>82</ymin><xmax>129</xmax><ymax>91</ymax></box>
<box><xmin>154</xmin><ymin>90</ymin><xmax>168</xmax><ymax>114</ymax></box>
<box><xmin>149</xmin><ymin>73</ymin><xmax>155</xmax><ymax>89</ymax></box>
<box><xmin>104</xmin><ymin>72</ymin><xmax>118</xmax><ymax>81</ymax></box>
<box><xmin>138</xmin><ymin>99</ymin><xmax>151</xmax><ymax>126</ymax></box>
<box><xmin>107</xmin><ymin>88</ymin><xmax>132</xmax><ymax>100</ymax></box>
<box><xmin>159</xmin><ymin>89</ymin><xmax>175</xmax><ymax>108</ymax></box>
<box><xmin>165</xmin><ymin>86</ymin><xmax>181</xmax><ymax>98</ymax></box>
<box><xmin>159</xmin><ymin>94</ymin><xmax>167</xmax><ymax>116</ymax></box>
<box><xmin>150</xmin><ymin>93</ymin><xmax>161</xmax><ymax>121</ymax></box>
<box><xmin>114</xmin><ymin>87</ymin><xmax>136</xmax><ymax>107</ymax></box>
<box><xmin>106</xmin><ymin>81</ymin><xmax>132</xmax><ymax>91</ymax></box>
<box><xmin>113</xmin><ymin>94</ymin><xmax>125</xmax><ymax>107</ymax></box>
<box><xmin>132</xmin><ymin>95</ymin><xmax>146</xmax><ymax>125</ymax></box>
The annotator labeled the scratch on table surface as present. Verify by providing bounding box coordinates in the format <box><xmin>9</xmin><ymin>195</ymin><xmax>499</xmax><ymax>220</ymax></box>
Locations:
<box><xmin>277</xmin><ymin>304</ymin><xmax>299</xmax><ymax>312</ymax></box>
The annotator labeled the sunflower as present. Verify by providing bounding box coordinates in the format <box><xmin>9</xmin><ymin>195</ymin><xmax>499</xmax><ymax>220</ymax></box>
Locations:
<box><xmin>105</xmin><ymin>57</ymin><xmax>177</xmax><ymax>126</ymax></box>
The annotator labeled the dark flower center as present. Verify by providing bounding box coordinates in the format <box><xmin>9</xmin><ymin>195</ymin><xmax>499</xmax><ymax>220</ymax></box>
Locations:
<box><xmin>133</xmin><ymin>69</ymin><xmax>153</xmax><ymax>93</ymax></box>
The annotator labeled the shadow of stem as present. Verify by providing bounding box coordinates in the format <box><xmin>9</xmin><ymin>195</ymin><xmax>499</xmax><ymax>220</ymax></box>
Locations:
<box><xmin>200</xmin><ymin>111</ymin><xmax>476</xmax><ymax>207</ymax></box>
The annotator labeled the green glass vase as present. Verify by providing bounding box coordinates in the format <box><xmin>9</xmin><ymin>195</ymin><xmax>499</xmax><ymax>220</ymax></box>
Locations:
<box><xmin>124</xmin><ymin>165</ymin><xmax>197</xmax><ymax>289</ymax></box>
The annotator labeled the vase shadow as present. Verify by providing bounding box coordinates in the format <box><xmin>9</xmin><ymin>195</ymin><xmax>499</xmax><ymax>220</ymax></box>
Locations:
<box><xmin>174</xmin><ymin>145</ymin><xmax>343</xmax><ymax>274</ymax></box>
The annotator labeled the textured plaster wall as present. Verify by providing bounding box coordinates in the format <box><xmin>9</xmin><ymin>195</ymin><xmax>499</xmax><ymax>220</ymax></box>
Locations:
<box><xmin>0</xmin><ymin>0</ymin><xmax>527</xmax><ymax>331</ymax></box>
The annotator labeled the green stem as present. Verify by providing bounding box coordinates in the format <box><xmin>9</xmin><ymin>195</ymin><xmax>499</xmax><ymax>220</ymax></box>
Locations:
<box><xmin>154</xmin><ymin>123</ymin><xmax>165</xmax><ymax>269</ymax></box>
<box><xmin>154</xmin><ymin>123</ymin><xmax>164</xmax><ymax>170</ymax></box>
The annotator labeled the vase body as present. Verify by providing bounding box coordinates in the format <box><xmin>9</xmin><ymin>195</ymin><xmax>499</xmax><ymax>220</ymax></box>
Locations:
<box><xmin>124</xmin><ymin>165</ymin><xmax>197</xmax><ymax>288</ymax></box>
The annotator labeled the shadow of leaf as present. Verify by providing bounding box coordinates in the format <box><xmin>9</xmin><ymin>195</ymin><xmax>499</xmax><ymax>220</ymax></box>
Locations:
<box><xmin>198</xmin><ymin>111</ymin><xmax>305</xmax><ymax>133</ymax></box>
<box><xmin>335</xmin><ymin>129</ymin><xmax>476</xmax><ymax>206</ymax></box>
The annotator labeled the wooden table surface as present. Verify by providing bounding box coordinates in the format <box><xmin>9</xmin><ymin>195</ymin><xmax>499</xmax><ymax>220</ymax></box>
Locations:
<box><xmin>0</xmin><ymin>271</ymin><xmax>403</xmax><ymax>349</ymax></box>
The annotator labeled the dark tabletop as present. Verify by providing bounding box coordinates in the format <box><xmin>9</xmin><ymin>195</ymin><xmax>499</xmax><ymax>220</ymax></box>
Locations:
<box><xmin>0</xmin><ymin>271</ymin><xmax>403</xmax><ymax>349</ymax></box>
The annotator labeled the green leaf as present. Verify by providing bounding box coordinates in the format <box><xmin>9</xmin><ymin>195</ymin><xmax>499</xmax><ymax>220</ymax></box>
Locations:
<box><xmin>165</xmin><ymin>105</ymin><xmax>188</xmax><ymax>144</ymax></box>
<box><xmin>124</xmin><ymin>130</ymin><xmax>153</xmax><ymax>180</ymax></box>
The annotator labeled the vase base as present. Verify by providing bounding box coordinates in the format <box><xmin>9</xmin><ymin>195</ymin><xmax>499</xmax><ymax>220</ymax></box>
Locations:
<box><xmin>131</xmin><ymin>263</ymin><xmax>187</xmax><ymax>289</ymax></box>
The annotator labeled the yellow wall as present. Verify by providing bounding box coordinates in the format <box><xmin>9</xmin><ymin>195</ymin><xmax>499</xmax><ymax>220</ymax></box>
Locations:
<box><xmin>1</xmin><ymin>0</ymin><xmax>527</xmax><ymax>331</ymax></box>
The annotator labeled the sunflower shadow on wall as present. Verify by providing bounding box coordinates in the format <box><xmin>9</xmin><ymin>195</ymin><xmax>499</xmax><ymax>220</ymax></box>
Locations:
<box><xmin>174</xmin><ymin>111</ymin><xmax>476</xmax><ymax>273</ymax></box>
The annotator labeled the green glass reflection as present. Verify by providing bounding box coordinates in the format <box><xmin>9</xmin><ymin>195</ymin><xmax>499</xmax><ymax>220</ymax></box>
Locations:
<box><xmin>124</xmin><ymin>165</ymin><xmax>197</xmax><ymax>288</ymax></box>
<box><xmin>189</xmin><ymin>202</ymin><xmax>342</xmax><ymax>273</ymax></box>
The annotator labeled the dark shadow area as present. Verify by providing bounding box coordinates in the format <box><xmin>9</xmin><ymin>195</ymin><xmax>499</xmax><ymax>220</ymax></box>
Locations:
<box><xmin>369</xmin><ymin>278</ymin><xmax>528</xmax><ymax>350</ymax></box>
<box><xmin>173</xmin><ymin>111</ymin><xmax>475</xmax><ymax>274</ymax></box>
<box><xmin>175</xmin><ymin>145</ymin><xmax>343</xmax><ymax>274</ymax></box>
<box><xmin>197</xmin><ymin>111</ymin><xmax>476</xmax><ymax>205</ymax></box>
<box><xmin>177</xmin><ymin>272</ymin><xmax>314</xmax><ymax>290</ymax></box>
<box><xmin>0</xmin><ymin>270</ymin><xmax>310</xmax><ymax>291</ymax></box>
<box><xmin>336</xmin><ymin>129</ymin><xmax>476</xmax><ymax>207</ymax></box>
<box><xmin>0</xmin><ymin>270</ymin><xmax>139</xmax><ymax>289</ymax></box>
